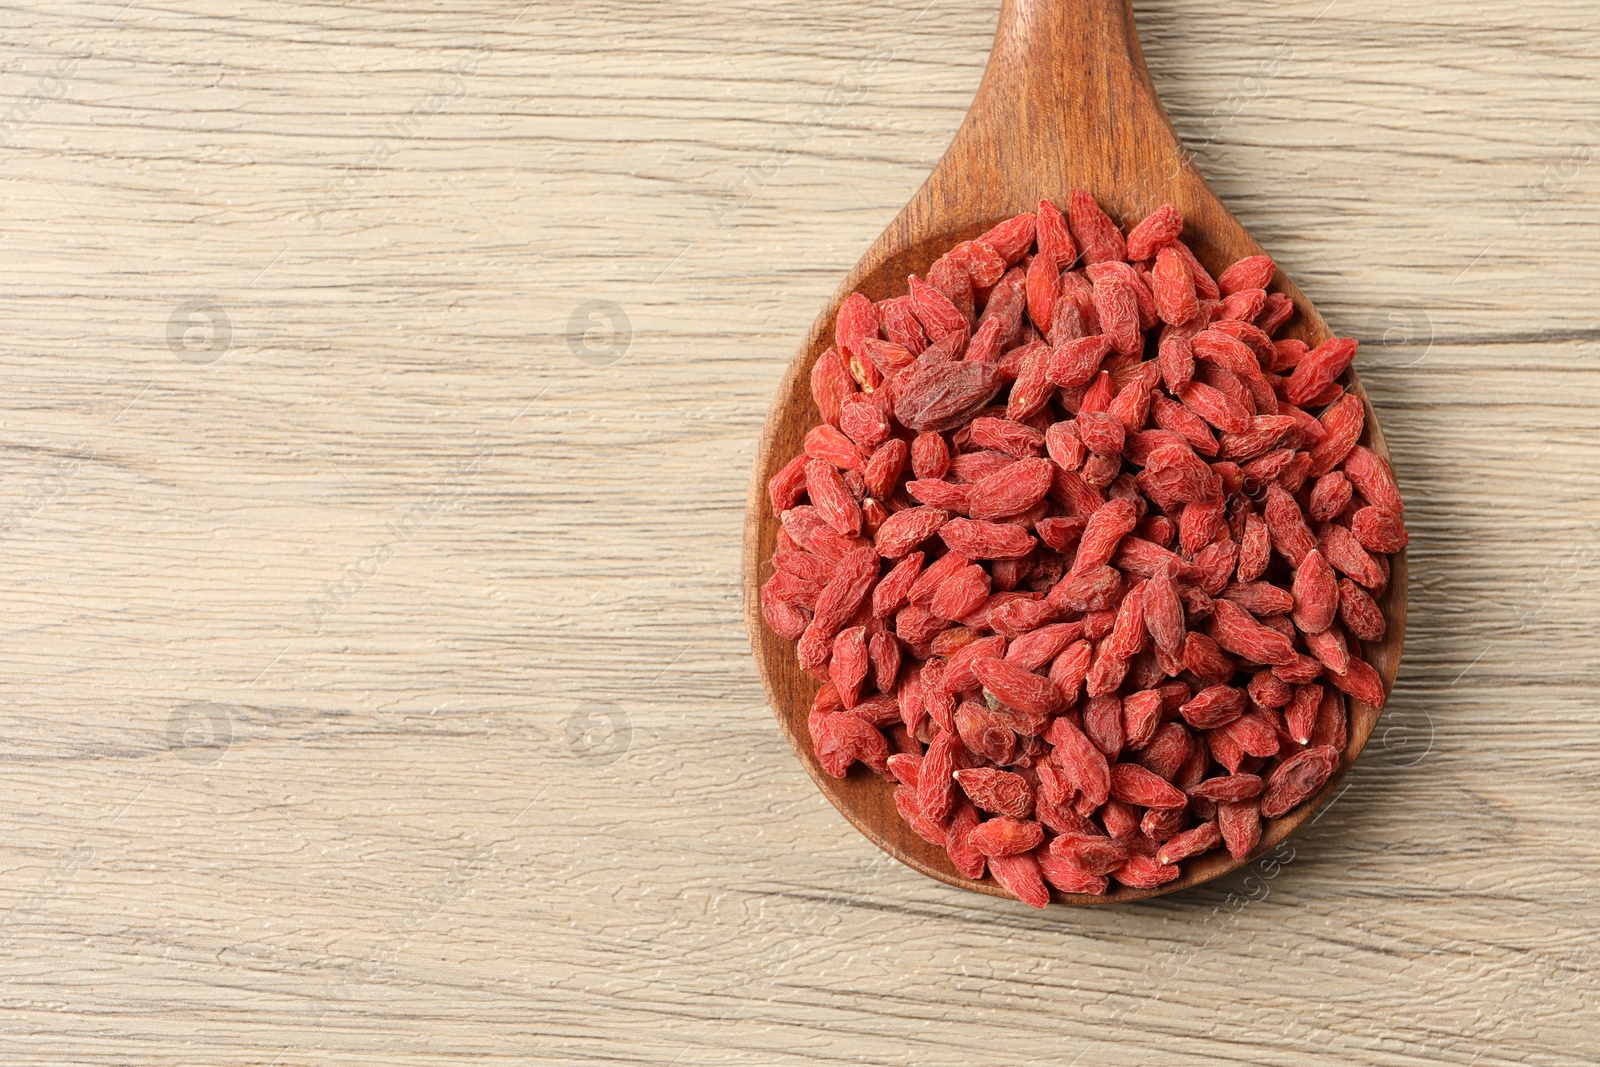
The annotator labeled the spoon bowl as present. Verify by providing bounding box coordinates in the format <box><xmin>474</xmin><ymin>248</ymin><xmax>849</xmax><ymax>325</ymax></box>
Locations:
<box><xmin>744</xmin><ymin>0</ymin><xmax>1406</xmax><ymax>904</ymax></box>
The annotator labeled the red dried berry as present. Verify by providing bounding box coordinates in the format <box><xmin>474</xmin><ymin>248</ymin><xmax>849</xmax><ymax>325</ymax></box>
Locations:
<box><xmin>1091</xmin><ymin>274</ymin><xmax>1141</xmax><ymax>357</ymax></box>
<box><xmin>1072</xmin><ymin>497</ymin><xmax>1140</xmax><ymax>574</ymax></box>
<box><xmin>769</xmin><ymin>453</ymin><xmax>810</xmax><ymax>513</ymax></box>
<box><xmin>930</xmin><ymin>562</ymin><xmax>991</xmax><ymax>621</ymax></box>
<box><xmin>1156</xmin><ymin>822</ymin><xmax>1221</xmax><ymax>866</ymax></box>
<box><xmin>1050</xmin><ymin>832</ymin><xmax>1129</xmax><ymax>876</ymax></box>
<box><xmin>1038</xmin><ymin>852</ymin><xmax>1111</xmax><ymax>896</ymax></box>
<box><xmin>1179</xmin><ymin>381</ymin><xmax>1252</xmax><ymax>434</ymax></box>
<box><xmin>1067</xmin><ymin>189</ymin><xmax>1127</xmax><ymax>265</ymax></box>
<box><xmin>1237</xmin><ymin>508</ymin><xmax>1271</xmax><ymax>582</ymax></box>
<box><xmin>1209</xmin><ymin>600</ymin><xmax>1296</xmax><ymax>666</ymax></box>
<box><xmin>805</xmin><ymin>458</ymin><xmax>863</xmax><ymax>537</ymax></box>
<box><xmin>1113</xmin><ymin>852</ymin><xmax>1180</xmax><ymax>889</ymax></box>
<box><xmin>1109</xmin><ymin>762</ymin><xmax>1188</xmax><ymax>809</ymax></box>
<box><xmin>1307</xmin><ymin>392</ymin><xmax>1364</xmax><ymax>476</ymax></box>
<box><xmin>810</xmin><ymin>347</ymin><xmax>856</xmax><ymax>427</ymax></box>
<box><xmin>1291</xmin><ymin>548</ymin><xmax>1340</xmax><ymax>634</ymax></box>
<box><xmin>875</xmin><ymin>506</ymin><xmax>949</xmax><ymax>559</ymax></box>
<box><xmin>1350</xmin><ymin>506</ymin><xmax>1409</xmax><ymax>554</ymax></box>
<box><xmin>911</xmin><ymin>432</ymin><xmax>951</xmax><ymax>480</ymax></box>
<box><xmin>1122</xmin><ymin>688</ymin><xmax>1164</xmax><ymax>750</ymax></box>
<box><xmin>938</xmin><ymin>517</ymin><xmax>1037</xmax><ymax>560</ymax></box>
<box><xmin>834</xmin><ymin>292</ymin><xmax>880</xmax><ymax>360</ymax></box>
<box><xmin>1260</xmin><ymin>745</ymin><xmax>1340</xmax><ymax>818</ymax></box>
<box><xmin>988</xmin><ymin>851</ymin><xmax>1050</xmax><ymax>907</ymax></box>
<box><xmin>1217</xmin><ymin>254</ymin><xmax>1274</xmax><ymax>296</ymax></box>
<box><xmin>831</xmin><ymin>626</ymin><xmax>869</xmax><ymax>707</ymax></box>
<box><xmin>1307</xmin><ymin>471</ymin><xmax>1353</xmax><ymax>524</ymax></box>
<box><xmin>1283</xmin><ymin>338</ymin><xmax>1358</xmax><ymax>407</ymax></box>
<box><xmin>1035</xmin><ymin>198</ymin><xmax>1076</xmax><ymax>265</ymax></box>
<box><xmin>863</xmin><ymin>438</ymin><xmax>908</xmax><ymax>500</ymax></box>
<box><xmin>1263</xmin><ymin>484</ymin><xmax>1317</xmax><ymax>567</ymax></box>
<box><xmin>839</xmin><ymin>397</ymin><xmax>891</xmax><ymax>450</ymax></box>
<box><xmin>1319</xmin><ymin>522</ymin><xmax>1384</xmax><ymax>589</ymax></box>
<box><xmin>965</xmin><ymin>456</ymin><xmax>1054</xmax><ymax>520</ymax></box>
<box><xmin>813</xmin><ymin>711</ymin><xmax>888</xmax><ymax>777</ymax></box>
<box><xmin>1342</xmin><ymin>446</ymin><xmax>1404</xmax><ymax>513</ymax></box>
<box><xmin>967</xmin><ymin>816</ymin><xmax>1044</xmax><ymax>857</ymax></box>
<box><xmin>1047</xmin><ymin>334</ymin><xmax>1113</xmax><ymax>389</ymax></box>
<box><xmin>894</xmin><ymin>361</ymin><xmax>1005</xmax><ymax>432</ymax></box>
<box><xmin>1328</xmin><ymin>655</ymin><xmax>1387</xmax><ymax>709</ymax></box>
<box><xmin>954</xmin><ymin>767</ymin><xmax>1035</xmax><ymax>818</ymax></box>
<box><xmin>972</xmin><ymin>655</ymin><xmax>1064</xmax><ymax>719</ymax></box>
<box><xmin>1218</xmin><ymin>800</ymin><xmax>1261</xmax><ymax>858</ymax></box>
<box><xmin>1189</xmin><ymin>773</ymin><xmax>1263</xmax><ymax>803</ymax></box>
<box><xmin>918</xmin><ymin>731</ymin><xmax>958</xmax><ymax>822</ymax></box>
<box><xmin>979</xmin><ymin>212</ymin><xmax>1037</xmax><ymax>265</ymax></box>
<box><xmin>1125</xmin><ymin>204</ymin><xmax>1184</xmax><ymax>262</ymax></box>
<box><xmin>1179</xmin><ymin>684</ymin><xmax>1247</xmax><ymax>730</ymax></box>
<box><xmin>1337</xmin><ymin>578</ymin><xmax>1387</xmax><ymax>642</ymax></box>
<box><xmin>1284</xmin><ymin>683</ymin><xmax>1323</xmax><ymax>745</ymax></box>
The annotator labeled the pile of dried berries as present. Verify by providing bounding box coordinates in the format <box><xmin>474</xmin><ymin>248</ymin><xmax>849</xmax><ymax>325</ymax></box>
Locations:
<box><xmin>761</xmin><ymin>192</ymin><xmax>1406</xmax><ymax>905</ymax></box>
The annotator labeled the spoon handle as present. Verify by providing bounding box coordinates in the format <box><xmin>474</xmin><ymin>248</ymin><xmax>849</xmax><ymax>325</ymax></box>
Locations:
<box><xmin>956</xmin><ymin>0</ymin><xmax>1183</xmax><ymax>214</ymax></box>
<box><xmin>992</xmin><ymin>0</ymin><xmax>1149</xmax><ymax>99</ymax></box>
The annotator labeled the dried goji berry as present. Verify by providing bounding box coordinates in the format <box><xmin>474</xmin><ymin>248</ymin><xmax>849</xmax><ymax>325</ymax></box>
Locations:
<box><xmin>1068</xmin><ymin>189</ymin><xmax>1127</xmax><ymax>265</ymax></box>
<box><xmin>1261</xmin><ymin>745</ymin><xmax>1340</xmax><ymax>818</ymax></box>
<box><xmin>954</xmin><ymin>767</ymin><xmax>1035</xmax><ymax>818</ymax></box>
<box><xmin>988</xmin><ymin>851</ymin><xmax>1050</xmax><ymax>907</ymax></box>
<box><xmin>764</xmin><ymin>193</ymin><xmax>1400</xmax><ymax>894</ymax></box>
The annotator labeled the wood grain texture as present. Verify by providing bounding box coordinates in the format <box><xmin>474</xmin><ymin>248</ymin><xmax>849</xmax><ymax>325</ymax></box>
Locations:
<box><xmin>743</xmin><ymin>0</ymin><xmax>1405</xmax><ymax>905</ymax></box>
<box><xmin>0</xmin><ymin>0</ymin><xmax>1596</xmax><ymax>1063</ymax></box>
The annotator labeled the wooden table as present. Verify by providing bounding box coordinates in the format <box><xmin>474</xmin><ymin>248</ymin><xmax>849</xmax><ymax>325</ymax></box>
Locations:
<box><xmin>1</xmin><ymin>1</ymin><xmax>1595</xmax><ymax>1063</ymax></box>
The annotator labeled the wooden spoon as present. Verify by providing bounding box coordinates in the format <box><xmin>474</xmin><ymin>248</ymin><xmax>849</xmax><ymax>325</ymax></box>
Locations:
<box><xmin>743</xmin><ymin>0</ymin><xmax>1406</xmax><ymax>904</ymax></box>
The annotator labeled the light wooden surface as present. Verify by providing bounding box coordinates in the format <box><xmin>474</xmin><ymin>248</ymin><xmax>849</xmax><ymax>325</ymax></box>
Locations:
<box><xmin>0</xmin><ymin>0</ymin><xmax>1596</xmax><ymax>1063</ymax></box>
